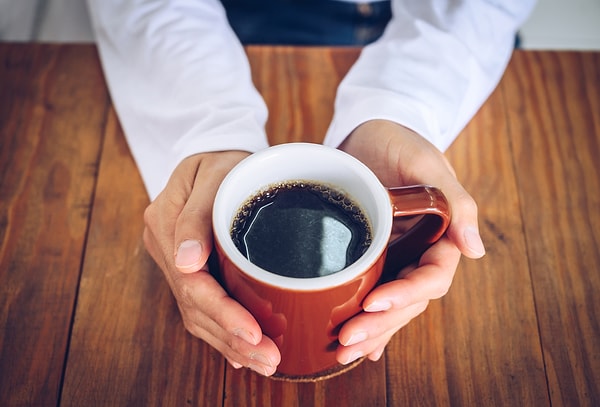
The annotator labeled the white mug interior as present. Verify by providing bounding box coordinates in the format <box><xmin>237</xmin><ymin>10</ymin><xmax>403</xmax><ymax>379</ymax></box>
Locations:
<box><xmin>213</xmin><ymin>143</ymin><xmax>392</xmax><ymax>291</ymax></box>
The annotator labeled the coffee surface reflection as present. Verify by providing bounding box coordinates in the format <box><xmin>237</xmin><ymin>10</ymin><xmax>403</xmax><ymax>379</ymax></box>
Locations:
<box><xmin>231</xmin><ymin>181</ymin><xmax>372</xmax><ymax>278</ymax></box>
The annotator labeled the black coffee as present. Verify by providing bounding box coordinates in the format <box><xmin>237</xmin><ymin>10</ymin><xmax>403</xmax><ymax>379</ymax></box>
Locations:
<box><xmin>231</xmin><ymin>181</ymin><xmax>372</xmax><ymax>278</ymax></box>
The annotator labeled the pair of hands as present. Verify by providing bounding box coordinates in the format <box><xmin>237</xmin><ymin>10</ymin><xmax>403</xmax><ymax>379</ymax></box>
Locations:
<box><xmin>143</xmin><ymin>120</ymin><xmax>486</xmax><ymax>377</ymax></box>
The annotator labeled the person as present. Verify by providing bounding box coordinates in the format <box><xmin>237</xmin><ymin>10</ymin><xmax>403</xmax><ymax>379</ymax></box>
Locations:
<box><xmin>85</xmin><ymin>0</ymin><xmax>535</xmax><ymax>377</ymax></box>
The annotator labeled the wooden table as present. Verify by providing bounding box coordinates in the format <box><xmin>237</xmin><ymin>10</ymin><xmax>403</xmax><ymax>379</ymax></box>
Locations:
<box><xmin>1</xmin><ymin>43</ymin><xmax>599</xmax><ymax>406</ymax></box>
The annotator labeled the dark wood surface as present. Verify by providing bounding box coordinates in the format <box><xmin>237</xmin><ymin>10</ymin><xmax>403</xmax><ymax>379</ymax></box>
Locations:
<box><xmin>1</xmin><ymin>43</ymin><xmax>599</xmax><ymax>406</ymax></box>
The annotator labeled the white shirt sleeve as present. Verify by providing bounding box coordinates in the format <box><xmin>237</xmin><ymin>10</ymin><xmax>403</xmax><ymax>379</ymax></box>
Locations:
<box><xmin>86</xmin><ymin>0</ymin><xmax>269</xmax><ymax>200</ymax></box>
<box><xmin>324</xmin><ymin>0</ymin><xmax>536</xmax><ymax>152</ymax></box>
<box><xmin>87</xmin><ymin>0</ymin><xmax>535</xmax><ymax>200</ymax></box>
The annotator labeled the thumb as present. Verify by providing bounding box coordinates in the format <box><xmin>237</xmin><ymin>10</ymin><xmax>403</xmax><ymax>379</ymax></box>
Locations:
<box><xmin>173</xmin><ymin>180</ymin><xmax>217</xmax><ymax>274</ymax></box>
<box><xmin>172</xmin><ymin>151</ymin><xmax>250</xmax><ymax>274</ymax></box>
<box><xmin>175</xmin><ymin>239</ymin><xmax>208</xmax><ymax>274</ymax></box>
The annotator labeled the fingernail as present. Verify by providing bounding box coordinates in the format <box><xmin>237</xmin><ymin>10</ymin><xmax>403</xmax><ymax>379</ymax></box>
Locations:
<box><xmin>248</xmin><ymin>363</ymin><xmax>274</xmax><ymax>376</ymax></box>
<box><xmin>343</xmin><ymin>331</ymin><xmax>368</xmax><ymax>346</ymax></box>
<box><xmin>233</xmin><ymin>328</ymin><xmax>258</xmax><ymax>346</ymax></box>
<box><xmin>465</xmin><ymin>227</ymin><xmax>486</xmax><ymax>257</ymax></box>
<box><xmin>365</xmin><ymin>300</ymin><xmax>392</xmax><ymax>312</ymax></box>
<box><xmin>345</xmin><ymin>351</ymin><xmax>364</xmax><ymax>365</ymax></box>
<box><xmin>175</xmin><ymin>240</ymin><xmax>202</xmax><ymax>273</ymax></box>
<box><xmin>249</xmin><ymin>353</ymin><xmax>276</xmax><ymax>376</ymax></box>
<box><xmin>229</xmin><ymin>360</ymin><xmax>243</xmax><ymax>369</ymax></box>
<box><xmin>250</xmin><ymin>352</ymin><xmax>273</xmax><ymax>368</ymax></box>
<box><xmin>370</xmin><ymin>347</ymin><xmax>385</xmax><ymax>361</ymax></box>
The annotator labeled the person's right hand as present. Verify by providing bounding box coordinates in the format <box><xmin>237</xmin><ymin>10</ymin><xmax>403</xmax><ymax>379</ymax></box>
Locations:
<box><xmin>142</xmin><ymin>151</ymin><xmax>281</xmax><ymax>376</ymax></box>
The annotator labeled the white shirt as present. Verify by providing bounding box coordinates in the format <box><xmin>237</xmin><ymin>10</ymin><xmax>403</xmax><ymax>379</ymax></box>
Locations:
<box><xmin>84</xmin><ymin>0</ymin><xmax>535</xmax><ymax>199</ymax></box>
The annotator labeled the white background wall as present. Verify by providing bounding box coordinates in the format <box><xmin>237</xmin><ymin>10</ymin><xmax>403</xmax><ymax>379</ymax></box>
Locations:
<box><xmin>520</xmin><ymin>0</ymin><xmax>600</xmax><ymax>50</ymax></box>
<box><xmin>1</xmin><ymin>0</ymin><xmax>600</xmax><ymax>50</ymax></box>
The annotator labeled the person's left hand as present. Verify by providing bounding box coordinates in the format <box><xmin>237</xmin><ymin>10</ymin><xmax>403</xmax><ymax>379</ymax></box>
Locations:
<box><xmin>335</xmin><ymin>120</ymin><xmax>486</xmax><ymax>365</ymax></box>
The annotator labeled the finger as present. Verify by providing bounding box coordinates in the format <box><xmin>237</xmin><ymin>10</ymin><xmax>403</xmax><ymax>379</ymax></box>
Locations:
<box><xmin>337</xmin><ymin>334</ymin><xmax>392</xmax><ymax>366</ymax></box>
<box><xmin>362</xmin><ymin>236</ymin><xmax>461</xmax><ymax>312</ymax></box>
<box><xmin>143</xmin><ymin>226</ymin><xmax>168</xmax><ymax>273</ymax></box>
<box><xmin>173</xmin><ymin>269</ymin><xmax>264</xmax><ymax>345</ymax></box>
<box><xmin>193</xmin><ymin>321</ymin><xmax>280</xmax><ymax>376</ymax></box>
<box><xmin>341</xmin><ymin>121</ymin><xmax>485</xmax><ymax>259</ymax></box>
<box><xmin>143</xmin><ymin>190</ymin><xmax>182</xmax><ymax>274</ymax></box>
<box><xmin>226</xmin><ymin>358</ymin><xmax>243</xmax><ymax>370</ymax></box>
<box><xmin>441</xmin><ymin>181</ymin><xmax>486</xmax><ymax>259</ymax></box>
<box><xmin>406</xmin><ymin>149</ymin><xmax>485</xmax><ymax>260</ymax></box>
<box><xmin>386</xmin><ymin>128</ymin><xmax>486</xmax><ymax>260</ymax></box>
<box><xmin>172</xmin><ymin>270</ymin><xmax>281</xmax><ymax>373</ymax></box>
<box><xmin>173</xmin><ymin>172</ymin><xmax>218</xmax><ymax>273</ymax></box>
<box><xmin>367</xmin><ymin>345</ymin><xmax>386</xmax><ymax>362</ymax></box>
<box><xmin>146</xmin><ymin>222</ymin><xmax>276</xmax><ymax>373</ymax></box>
<box><xmin>336</xmin><ymin>302</ymin><xmax>429</xmax><ymax>366</ymax></box>
<box><xmin>196</xmin><ymin>325</ymin><xmax>280</xmax><ymax>376</ymax></box>
<box><xmin>367</xmin><ymin>340</ymin><xmax>388</xmax><ymax>362</ymax></box>
<box><xmin>338</xmin><ymin>301</ymin><xmax>429</xmax><ymax>349</ymax></box>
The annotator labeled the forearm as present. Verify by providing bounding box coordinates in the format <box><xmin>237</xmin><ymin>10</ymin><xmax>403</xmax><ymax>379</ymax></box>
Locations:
<box><xmin>86</xmin><ymin>0</ymin><xmax>269</xmax><ymax>199</ymax></box>
<box><xmin>325</xmin><ymin>0</ymin><xmax>536</xmax><ymax>151</ymax></box>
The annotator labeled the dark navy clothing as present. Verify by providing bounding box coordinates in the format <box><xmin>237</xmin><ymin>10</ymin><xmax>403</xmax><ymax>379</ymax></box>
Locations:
<box><xmin>220</xmin><ymin>0</ymin><xmax>392</xmax><ymax>45</ymax></box>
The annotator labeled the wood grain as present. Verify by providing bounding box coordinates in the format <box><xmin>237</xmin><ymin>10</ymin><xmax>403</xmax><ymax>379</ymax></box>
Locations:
<box><xmin>0</xmin><ymin>44</ymin><xmax>108</xmax><ymax>406</ymax></box>
<box><xmin>233</xmin><ymin>47</ymin><xmax>387</xmax><ymax>407</ymax></box>
<box><xmin>503</xmin><ymin>51</ymin><xmax>600</xmax><ymax>407</ymax></box>
<box><xmin>384</xmin><ymin>57</ymin><xmax>550</xmax><ymax>406</ymax></box>
<box><xmin>59</xmin><ymin>108</ymin><xmax>226</xmax><ymax>406</ymax></box>
<box><xmin>1</xmin><ymin>44</ymin><xmax>599</xmax><ymax>407</ymax></box>
<box><xmin>223</xmin><ymin>359</ymin><xmax>386</xmax><ymax>407</ymax></box>
<box><xmin>246</xmin><ymin>46</ymin><xmax>358</xmax><ymax>145</ymax></box>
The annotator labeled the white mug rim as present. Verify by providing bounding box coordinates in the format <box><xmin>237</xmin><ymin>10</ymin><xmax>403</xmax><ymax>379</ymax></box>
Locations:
<box><xmin>212</xmin><ymin>143</ymin><xmax>392</xmax><ymax>291</ymax></box>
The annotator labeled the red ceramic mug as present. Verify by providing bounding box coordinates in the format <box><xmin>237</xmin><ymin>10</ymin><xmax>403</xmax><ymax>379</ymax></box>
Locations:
<box><xmin>213</xmin><ymin>143</ymin><xmax>450</xmax><ymax>381</ymax></box>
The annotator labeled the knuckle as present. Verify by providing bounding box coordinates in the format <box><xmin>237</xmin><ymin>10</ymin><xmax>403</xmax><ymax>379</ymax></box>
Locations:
<box><xmin>143</xmin><ymin>202</ymin><xmax>156</xmax><ymax>226</ymax></box>
<box><xmin>430</xmin><ymin>279</ymin><xmax>451</xmax><ymax>299</ymax></box>
<box><xmin>175</xmin><ymin>280</ymin><xmax>197</xmax><ymax>308</ymax></box>
<box><xmin>414</xmin><ymin>300</ymin><xmax>430</xmax><ymax>316</ymax></box>
<box><xmin>180</xmin><ymin>316</ymin><xmax>197</xmax><ymax>336</ymax></box>
<box><xmin>178</xmin><ymin>302</ymin><xmax>210</xmax><ymax>339</ymax></box>
<box><xmin>227</xmin><ymin>336</ymin><xmax>244</xmax><ymax>353</ymax></box>
<box><xmin>456</xmin><ymin>191</ymin><xmax>478</xmax><ymax>216</ymax></box>
<box><xmin>142</xmin><ymin>227</ymin><xmax>151</xmax><ymax>248</ymax></box>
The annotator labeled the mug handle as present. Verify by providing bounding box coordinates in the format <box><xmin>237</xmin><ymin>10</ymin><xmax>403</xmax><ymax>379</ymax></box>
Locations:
<box><xmin>381</xmin><ymin>185</ymin><xmax>451</xmax><ymax>282</ymax></box>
